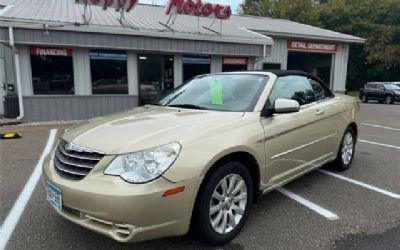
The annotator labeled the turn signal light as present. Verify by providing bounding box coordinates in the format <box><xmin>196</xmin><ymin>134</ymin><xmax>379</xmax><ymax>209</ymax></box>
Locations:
<box><xmin>162</xmin><ymin>186</ymin><xmax>185</xmax><ymax>197</ymax></box>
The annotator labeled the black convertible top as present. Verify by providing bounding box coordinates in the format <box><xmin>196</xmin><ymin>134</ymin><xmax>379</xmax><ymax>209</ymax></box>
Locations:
<box><xmin>265</xmin><ymin>70</ymin><xmax>309</xmax><ymax>77</ymax></box>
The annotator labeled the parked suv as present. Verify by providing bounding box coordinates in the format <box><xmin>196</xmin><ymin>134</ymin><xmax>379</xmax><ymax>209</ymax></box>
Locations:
<box><xmin>360</xmin><ymin>82</ymin><xmax>400</xmax><ymax>104</ymax></box>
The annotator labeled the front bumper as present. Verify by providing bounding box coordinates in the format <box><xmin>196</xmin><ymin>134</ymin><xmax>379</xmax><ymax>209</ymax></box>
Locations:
<box><xmin>42</xmin><ymin>150</ymin><xmax>203</xmax><ymax>243</ymax></box>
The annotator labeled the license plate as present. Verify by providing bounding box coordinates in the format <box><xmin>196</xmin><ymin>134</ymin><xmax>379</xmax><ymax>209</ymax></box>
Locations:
<box><xmin>46</xmin><ymin>182</ymin><xmax>62</xmax><ymax>211</ymax></box>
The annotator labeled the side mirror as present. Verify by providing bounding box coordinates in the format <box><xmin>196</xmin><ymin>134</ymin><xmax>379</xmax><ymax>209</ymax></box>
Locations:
<box><xmin>273</xmin><ymin>98</ymin><xmax>300</xmax><ymax>114</ymax></box>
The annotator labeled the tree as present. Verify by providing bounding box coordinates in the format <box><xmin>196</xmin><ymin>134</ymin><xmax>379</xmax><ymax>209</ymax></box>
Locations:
<box><xmin>240</xmin><ymin>0</ymin><xmax>321</xmax><ymax>26</ymax></box>
<box><xmin>319</xmin><ymin>0</ymin><xmax>400</xmax><ymax>89</ymax></box>
<box><xmin>240</xmin><ymin>0</ymin><xmax>400</xmax><ymax>90</ymax></box>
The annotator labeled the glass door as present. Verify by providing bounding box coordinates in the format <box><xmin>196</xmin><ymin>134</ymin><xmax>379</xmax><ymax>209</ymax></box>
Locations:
<box><xmin>138</xmin><ymin>54</ymin><xmax>174</xmax><ymax>105</ymax></box>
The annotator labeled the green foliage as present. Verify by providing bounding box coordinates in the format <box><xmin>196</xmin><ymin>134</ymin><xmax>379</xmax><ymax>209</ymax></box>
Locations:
<box><xmin>240</xmin><ymin>0</ymin><xmax>400</xmax><ymax>90</ymax></box>
<box><xmin>241</xmin><ymin>0</ymin><xmax>321</xmax><ymax>26</ymax></box>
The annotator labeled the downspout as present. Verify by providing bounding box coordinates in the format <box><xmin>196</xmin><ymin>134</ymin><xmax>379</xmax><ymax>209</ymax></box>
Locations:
<box><xmin>8</xmin><ymin>26</ymin><xmax>24</xmax><ymax>120</ymax></box>
<box><xmin>263</xmin><ymin>44</ymin><xmax>267</xmax><ymax>58</ymax></box>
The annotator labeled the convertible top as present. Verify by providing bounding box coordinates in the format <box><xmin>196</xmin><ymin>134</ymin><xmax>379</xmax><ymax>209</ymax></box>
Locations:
<box><xmin>258</xmin><ymin>70</ymin><xmax>311</xmax><ymax>77</ymax></box>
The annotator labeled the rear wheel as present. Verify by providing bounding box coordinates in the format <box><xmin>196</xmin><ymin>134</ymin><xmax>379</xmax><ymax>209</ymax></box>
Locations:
<box><xmin>385</xmin><ymin>96</ymin><xmax>394</xmax><ymax>104</ymax></box>
<box><xmin>191</xmin><ymin>161</ymin><xmax>253</xmax><ymax>245</ymax></box>
<box><xmin>331</xmin><ymin>127</ymin><xmax>356</xmax><ymax>171</ymax></box>
<box><xmin>361</xmin><ymin>95</ymin><xmax>368</xmax><ymax>103</ymax></box>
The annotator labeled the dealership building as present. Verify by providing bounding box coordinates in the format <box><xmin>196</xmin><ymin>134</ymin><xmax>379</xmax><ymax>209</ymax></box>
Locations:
<box><xmin>0</xmin><ymin>0</ymin><xmax>364</xmax><ymax>122</ymax></box>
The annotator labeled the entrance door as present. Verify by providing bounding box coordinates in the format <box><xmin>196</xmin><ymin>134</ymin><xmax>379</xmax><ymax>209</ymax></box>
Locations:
<box><xmin>138</xmin><ymin>55</ymin><xmax>174</xmax><ymax>105</ymax></box>
<box><xmin>287</xmin><ymin>52</ymin><xmax>332</xmax><ymax>86</ymax></box>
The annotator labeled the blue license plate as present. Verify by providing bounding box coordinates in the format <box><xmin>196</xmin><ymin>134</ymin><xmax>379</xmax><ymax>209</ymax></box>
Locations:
<box><xmin>46</xmin><ymin>182</ymin><xmax>62</xmax><ymax>211</ymax></box>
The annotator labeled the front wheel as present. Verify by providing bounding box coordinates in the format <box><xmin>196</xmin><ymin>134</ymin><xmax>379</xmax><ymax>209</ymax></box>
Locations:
<box><xmin>191</xmin><ymin>161</ymin><xmax>253</xmax><ymax>245</ymax></box>
<box><xmin>361</xmin><ymin>95</ymin><xmax>368</xmax><ymax>103</ymax></box>
<box><xmin>385</xmin><ymin>96</ymin><xmax>394</xmax><ymax>104</ymax></box>
<box><xmin>332</xmin><ymin>127</ymin><xmax>356</xmax><ymax>171</ymax></box>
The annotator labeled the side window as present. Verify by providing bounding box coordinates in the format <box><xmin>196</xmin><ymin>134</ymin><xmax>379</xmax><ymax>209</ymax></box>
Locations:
<box><xmin>268</xmin><ymin>75</ymin><xmax>316</xmax><ymax>106</ymax></box>
<box><xmin>308</xmin><ymin>78</ymin><xmax>332</xmax><ymax>101</ymax></box>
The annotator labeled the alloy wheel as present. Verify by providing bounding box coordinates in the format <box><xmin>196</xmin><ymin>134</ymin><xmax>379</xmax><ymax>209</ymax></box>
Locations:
<box><xmin>385</xmin><ymin>96</ymin><xmax>393</xmax><ymax>104</ymax></box>
<box><xmin>209</xmin><ymin>174</ymin><xmax>247</xmax><ymax>235</ymax></box>
<box><xmin>341</xmin><ymin>132</ymin><xmax>354</xmax><ymax>165</ymax></box>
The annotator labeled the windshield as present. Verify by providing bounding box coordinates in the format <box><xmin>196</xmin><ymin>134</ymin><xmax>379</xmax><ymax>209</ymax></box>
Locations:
<box><xmin>158</xmin><ymin>74</ymin><xmax>268</xmax><ymax>112</ymax></box>
<box><xmin>384</xmin><ymin>84</ymin><xmax>400</xmax><ymax>90</ymax></box>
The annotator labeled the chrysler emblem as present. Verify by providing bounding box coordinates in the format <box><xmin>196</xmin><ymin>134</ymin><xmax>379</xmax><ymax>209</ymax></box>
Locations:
<box><xmin>65</xmin><ymin>142</ymin><xmax>73</xmax><ymax>152</ymax></box>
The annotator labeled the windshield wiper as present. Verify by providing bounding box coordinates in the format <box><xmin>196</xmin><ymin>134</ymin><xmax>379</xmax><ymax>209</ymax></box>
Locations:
<box><xmin>168</xmin><ymin>104</ymin><xmax>208</xmax><ymax>110</ymax></box>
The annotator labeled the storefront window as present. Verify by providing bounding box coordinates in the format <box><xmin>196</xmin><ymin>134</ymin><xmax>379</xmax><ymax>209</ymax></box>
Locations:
<box><xmin>30</xmin><ymin>47</ymin><xmax>74</xmax><ymax>95</ymax></box>
<box><xmin>222</xmin><ymin>57</ymin><xmax>248</xmax><ymax>72</ymax></box>
<box><xmin>90</xmin><ymin>50</ymin><xmax>128</xmax><ymax>94</ymax></box>
<box><xmin>138</xmin><ymin>55</ymin><xmax>174</xmax><ymax>105</ymax></box>
<box><xmin>182</xmin><ymin>55</ymin><xmax>210</xmax><ymax>82</ymax></box>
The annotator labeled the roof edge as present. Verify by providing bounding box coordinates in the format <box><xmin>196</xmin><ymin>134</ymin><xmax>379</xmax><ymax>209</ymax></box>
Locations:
<box><xmin>0</xmin><ymin>19</ymin><xmax>274</xmax><ymax>46</ymax></box>
<box><xmin>254</xmin><ymin>30</ymin><xmax>365</xmax><ymax>44</ymax></box>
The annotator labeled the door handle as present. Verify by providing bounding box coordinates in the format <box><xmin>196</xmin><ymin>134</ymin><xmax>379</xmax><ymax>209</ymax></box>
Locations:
<box><xmin>314</xmin><ymin>109</ymin><xmax>325</xmax><ymax>115</ymax></box>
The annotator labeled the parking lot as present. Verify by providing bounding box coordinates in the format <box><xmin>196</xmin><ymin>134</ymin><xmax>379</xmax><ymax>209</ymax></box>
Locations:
<box><xmin>0</xmin><ymin>102</ymin><xmax>399</xmax><ymax>250</ymax></box>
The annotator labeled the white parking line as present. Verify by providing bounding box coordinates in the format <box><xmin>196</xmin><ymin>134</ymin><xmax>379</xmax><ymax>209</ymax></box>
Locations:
<box><xmin>358</xmin><ymin>139</ymin><xmax>400</xmax><ymax>150</ymax></box>
<box><xmin>0</xmin><ymin>129</ymin><xmax>57</xmax><ymax>250</ymax></box>
<box><xmin>318</xmin><ymin>170</ymin><xmax>400</xmax><ymax>199</ymax></box>
<box><xmin>362</xmin><ymin>123</ymin><xmax>400</xmax><ymax>132</ymax></box>
<box><xmin>276</xmin><ymin>187</ymin><xmax>339</xmax><ymax>221</ymax></box>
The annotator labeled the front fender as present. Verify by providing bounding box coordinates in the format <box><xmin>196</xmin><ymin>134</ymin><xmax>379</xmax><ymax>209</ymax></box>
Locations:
<box><xmin>162</xmin><ymin>117</ymin><xmax>266</xmax><ymax>183</ymax></box>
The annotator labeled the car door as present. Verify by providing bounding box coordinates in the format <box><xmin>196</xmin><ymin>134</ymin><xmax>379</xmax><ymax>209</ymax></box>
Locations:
<box><xmin>377</xmin><ymin>84</ymin><xmax>385</xmax><ymax>100</ymax></box>
<box><xmin>367</xmin><ymin>84</ymin><xmax>378</xmax><ymax>100</ymax></box>
<box><xmin>261</xmin><ymin>75</ymin><xmax>336</xmax><ymax>188</ymax></box>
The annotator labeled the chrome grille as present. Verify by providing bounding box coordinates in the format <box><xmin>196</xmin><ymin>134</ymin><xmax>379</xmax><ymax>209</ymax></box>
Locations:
<box><xmin>54</xmin><ymin>140</ymin><xmax>104</xmax><ymax>180</ymax></box>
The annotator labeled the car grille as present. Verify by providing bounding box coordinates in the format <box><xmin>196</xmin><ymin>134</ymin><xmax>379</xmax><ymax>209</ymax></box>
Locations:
<box><xmin>54</xmin><ymin>139</ymin><xmax>105</xmax><ymax>180</ymax></box>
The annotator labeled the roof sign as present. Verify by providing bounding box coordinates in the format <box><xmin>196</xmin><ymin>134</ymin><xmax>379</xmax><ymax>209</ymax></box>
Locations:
<box><xmin>75</xmin><ymin>0</ymin><xmax>137</xmax><ymax>12</ymax></box>
<box><xmin>287</xmin><ymin>40</ymin><xmax>338</xmax><ymax>52</ymax></box>
<box><xmin>166</xmin><ymin>0</ymin><xmax>232</xmax><ymax>19</ymax></box>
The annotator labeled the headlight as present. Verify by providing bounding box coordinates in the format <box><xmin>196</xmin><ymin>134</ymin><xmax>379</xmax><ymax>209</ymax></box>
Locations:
<box><xmin>394</xmin><ymin>90</ymin><xmax>400</xmax><ymax>95</ymax></box>
<box><xmin>104</xmin><ymin>142</ymin><xmax>181</xmax><ymax>183</ymax></box>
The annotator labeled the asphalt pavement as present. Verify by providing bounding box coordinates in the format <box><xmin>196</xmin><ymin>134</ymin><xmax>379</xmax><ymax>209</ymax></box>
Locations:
<box><xmin>0</xmin><ymin>102</ymin><xmax>399</xmax><ymax>250</ymax></box>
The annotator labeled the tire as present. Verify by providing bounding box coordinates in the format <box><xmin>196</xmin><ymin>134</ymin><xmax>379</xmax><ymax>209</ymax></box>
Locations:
<box><xmin>331</xmin><ymin>127</ymin><xmax>356</xmax><ymax>171</ymax></box>
<box><xmin>191</xmin><ymin>161</ymin><xmax>253</xmax><ymax>245</ymax></box>
<box><xmin>384</xmin><ymin>96</ymin><xmax>394</xmax><ymax>104</ymax></box>
<box><xmin>361</xmin><ymin>95</ymin><xmax>368</xmax><ymax>103</ymax></box>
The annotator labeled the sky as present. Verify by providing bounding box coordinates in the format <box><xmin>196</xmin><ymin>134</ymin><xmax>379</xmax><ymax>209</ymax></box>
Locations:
<box><xmin>138</xmin><ymin>0</ymin><xmax>243</xmax><ymax>14</ymax></box>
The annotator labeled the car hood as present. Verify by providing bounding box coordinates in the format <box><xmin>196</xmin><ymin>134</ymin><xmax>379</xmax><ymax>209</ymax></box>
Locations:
<box><xmin>62</xmin><ymin>106</ymin><xmax>244</xmax><ymax>154</ymax></box>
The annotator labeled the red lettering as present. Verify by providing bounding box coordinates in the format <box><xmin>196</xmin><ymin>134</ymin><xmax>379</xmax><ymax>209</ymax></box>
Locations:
<box><xmin>103</xmin><ymin>0</ymin><xmax>113</xmax><ymax>10</ymax></box>
<box><xmin>183</xmin><ymin>0</ymin><xmax>195</xmax><ymax>15</ymax></box>
<box><xmin>221</xmin><ymin>6</ymin><xmax>231</xmax><ymax>19</ymax></box>
<box><xmin>166</xmin><ymin>0</ymin><xmax>184</xmax><ymax>14</ymax></box>
<box><xmin>194</xmin><ymin>0</ymin><xmax>202</xmax><ymax>16</ymax></box>
<box><xmin>202</xmin><ymin>3</ymin><xmax>213</xmax><ymax>17</ymax></box>
<box><xmin>115</xmin><ymin>0</ymin><xmax>126</xmax><ymax>11</ymax></box>
<box><xmin>216</xmin><ymin>5</ymin><xmax>231</xmax><ymax>19</ymax></box>
<box><xmin>166</xmin><ymin>0</ymin><xmax>231</xmax><ymax>19</ymax></box>
<box><xmin>126</xmin><ymin>0</ymin><xmax>137</xmax><ymax>12</ymax></box>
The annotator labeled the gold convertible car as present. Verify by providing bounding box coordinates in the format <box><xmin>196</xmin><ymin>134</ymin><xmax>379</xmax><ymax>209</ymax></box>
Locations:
<box><xmin>43</xmin><ymin>70</ymin><xmax>360</xmax><ymax>245</ymax></box>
